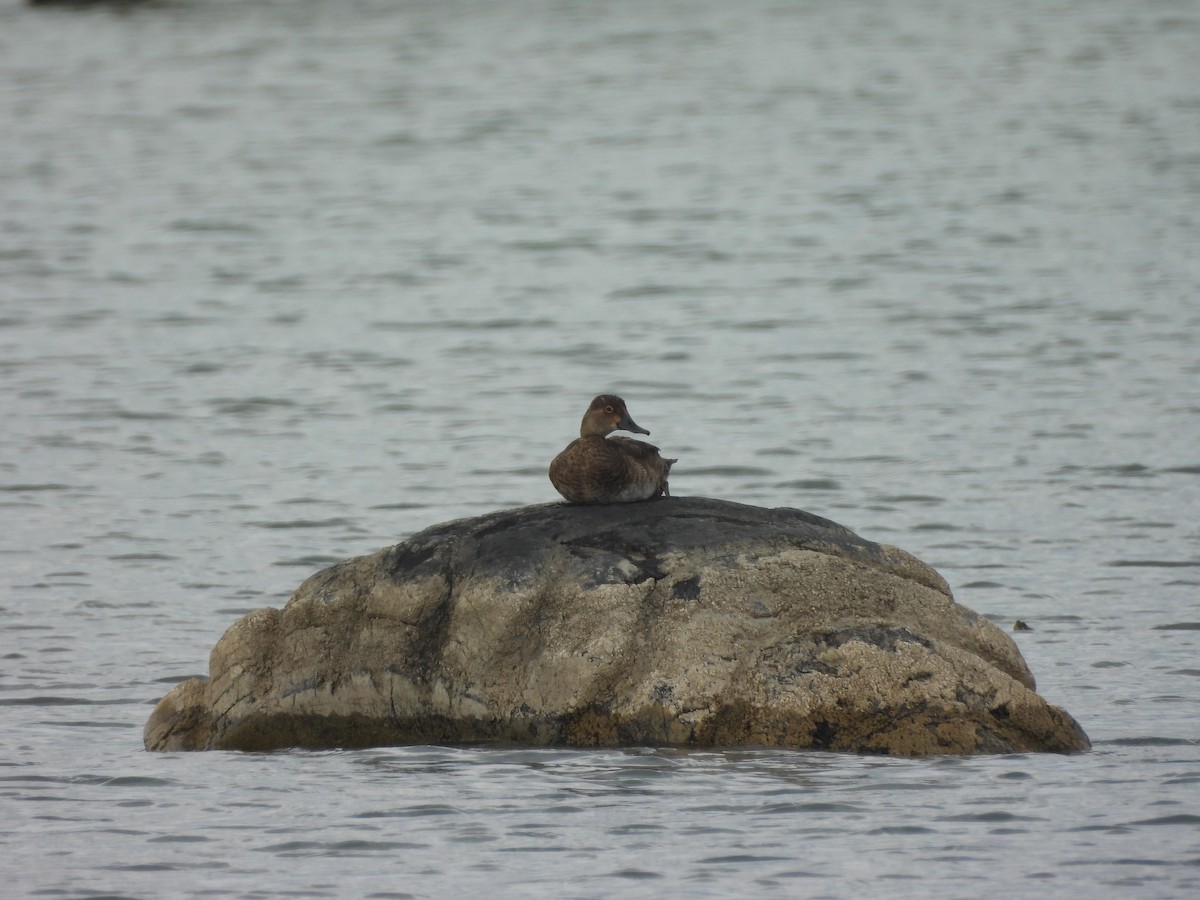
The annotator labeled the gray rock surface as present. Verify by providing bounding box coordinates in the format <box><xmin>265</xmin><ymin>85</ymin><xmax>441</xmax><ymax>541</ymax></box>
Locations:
<box><xmin>144</xmin><ymin>498</ymin><xmax>1089</xmax><ymax>755</ymax></box>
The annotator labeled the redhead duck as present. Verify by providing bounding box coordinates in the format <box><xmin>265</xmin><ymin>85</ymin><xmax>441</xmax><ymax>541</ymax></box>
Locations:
<box><xmin>549</xmin><ymin>395</ymin><xmax>677</xmax><ymax>504</ymax></box>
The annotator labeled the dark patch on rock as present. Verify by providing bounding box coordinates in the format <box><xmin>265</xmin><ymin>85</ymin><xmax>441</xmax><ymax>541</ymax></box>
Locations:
<box><xmin>382</xmin><ymin>539</ymin><xmax>445</xmax><ymax>583</ymax></box>
<box><xmin>671</xmin><ymin>576</ymin><xmax>702</xmax><ymax>601</ymax></box>
<box><xmin>820</xmin><ymin>625</ymin><xmax>934</xmax><ymax>652</ymax></box>
<box><xmin>810</xmin><ymin>720</ymin><xmax>838</xmax><ymax>750</ymax></box>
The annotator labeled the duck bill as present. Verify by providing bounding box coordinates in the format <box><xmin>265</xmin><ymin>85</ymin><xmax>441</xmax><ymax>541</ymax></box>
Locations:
<box><xmin>618</xmin><ymin>413</ymin><xmax>650</xmax><ymax>435</ymax></box>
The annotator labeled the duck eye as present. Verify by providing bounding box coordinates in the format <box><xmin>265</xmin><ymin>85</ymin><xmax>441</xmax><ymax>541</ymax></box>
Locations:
<box><xmin>604</xmin><ymin>406</ymin><xmax>614</xmax><ymax>413</ymax></box>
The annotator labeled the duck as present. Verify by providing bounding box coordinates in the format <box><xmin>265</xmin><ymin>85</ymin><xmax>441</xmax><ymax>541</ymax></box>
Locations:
<box><xmin>549</xmin><ymin>394</ymin><xmax>677</xmax><ymax>504</ymax></box>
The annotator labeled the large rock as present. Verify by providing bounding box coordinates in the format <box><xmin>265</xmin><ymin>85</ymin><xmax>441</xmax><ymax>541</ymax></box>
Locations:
<box><xmin>145</xmin><ymin>498</ymin><xmax>1089</xmax><ymax>755</ymax></box>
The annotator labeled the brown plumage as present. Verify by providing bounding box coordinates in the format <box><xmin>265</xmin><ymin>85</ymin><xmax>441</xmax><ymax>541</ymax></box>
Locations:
<box><xmin>549</xmin><ymin>394</ymin><xmax>676</xmax><ymax>504</ymax></box>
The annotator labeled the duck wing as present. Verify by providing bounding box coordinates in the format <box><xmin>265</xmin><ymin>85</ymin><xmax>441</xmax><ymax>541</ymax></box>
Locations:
<box><xmin>607</xmin><ymin>435</ymin><xmax>663</xmax><ymax>458</ymax></box>
<box><xmin>550</xmin><ymin>436</ymin><xmax>628</xmax><ymax>501</ymax></box>
<box><xmin>609</xmin><ymin>435</ymin><xmax>675</xmax><ymax>498</ymax></box>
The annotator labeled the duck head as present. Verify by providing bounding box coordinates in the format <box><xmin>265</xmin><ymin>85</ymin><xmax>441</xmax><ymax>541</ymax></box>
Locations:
<box><xmin>579</xmin><ymin>394</ymin><xmax>651</xmax><ymax>438</ymax></box>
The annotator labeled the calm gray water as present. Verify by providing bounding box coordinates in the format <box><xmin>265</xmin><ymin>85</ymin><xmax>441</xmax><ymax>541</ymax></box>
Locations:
<box><xmin>2</xmin><ymin>0</ymin><xmax>1198</xmax><ymax>896</ymax></box>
